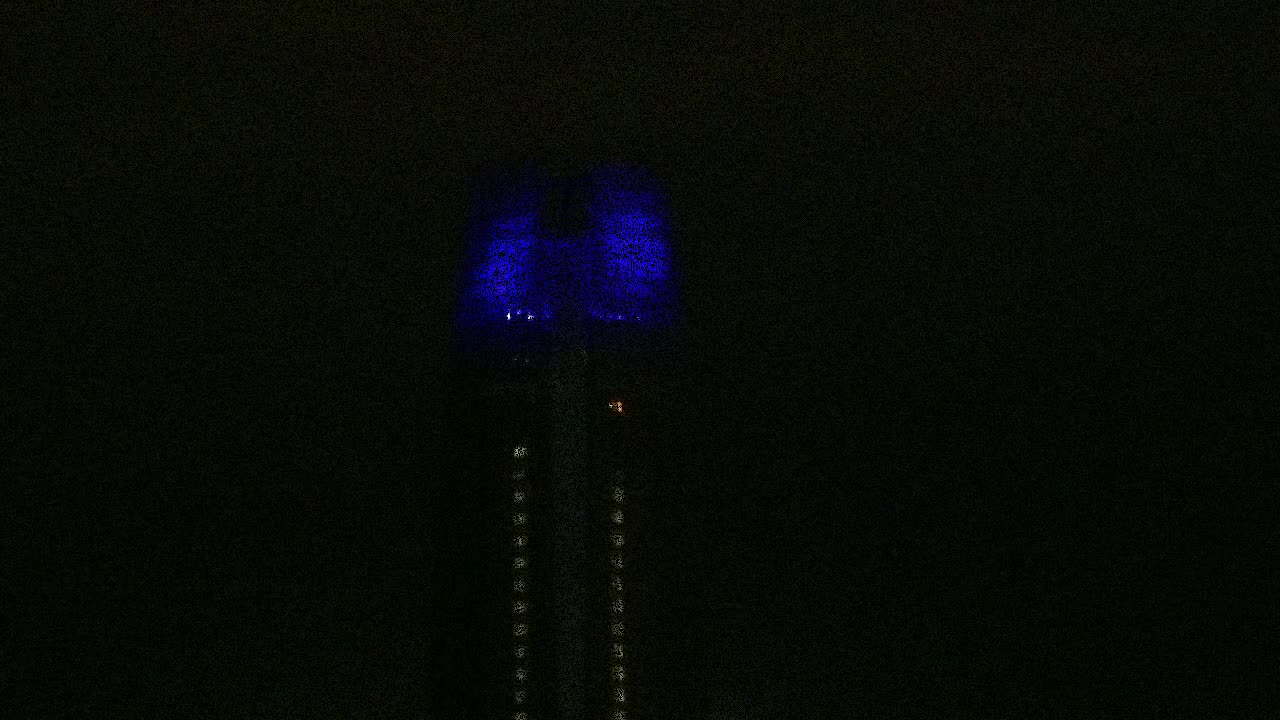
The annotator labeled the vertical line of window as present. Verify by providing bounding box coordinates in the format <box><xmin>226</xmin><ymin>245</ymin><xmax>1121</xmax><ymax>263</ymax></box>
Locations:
<box><xmin>608</xmin><ymin>464</ymin><xmax>626</xmax><ymax>720</ymax></box>
<box><xmin>512</xmin><ymin>444</ymin><xmax>530</xmax><ymax>719</ymax></box>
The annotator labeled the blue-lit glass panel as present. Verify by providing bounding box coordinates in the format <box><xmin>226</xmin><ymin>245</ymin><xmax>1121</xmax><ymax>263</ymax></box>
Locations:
<box><xmin>455</xmin><ymin>170</ymin><xmax>561</xmax><ymax>359</ymax></box>
<box><xmin>455</xmin><ymin>163</ymin><xmax>677</xmax><ymax>356</ymax></box>
<box><xmin>475</xmin><ymin>214</ymin><xmax>539</xmax><ymax>319</ymax></box>
<box><xmin>586</xmin><ymin>165</ymin><xmax>676</xmax><ymax>326</ymax></box>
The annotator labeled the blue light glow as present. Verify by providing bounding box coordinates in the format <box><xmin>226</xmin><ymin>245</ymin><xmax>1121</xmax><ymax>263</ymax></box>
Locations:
<box><xmin>458</xmin><ymin>163</ymin><xmax>676</xmax><ymax>345</ymax></box>
<box><xmin>586</xmin><ymin>165</ymin><xmax>675</xmax><ymax>324</ymax></box>
<box><xmin>474</xmin><ymin>216</ymin><xmax>539</xmax><ymax>319</ymax></box>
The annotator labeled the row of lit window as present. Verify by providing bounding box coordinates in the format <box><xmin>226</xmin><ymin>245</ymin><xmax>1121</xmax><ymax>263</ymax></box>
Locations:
<box><xmin>608</xmin><ymin>472</ymin><xmax>626</xmax><ymax>720</ymax></box>
<box><xmin>609</xmin><ymin>451</ymin><xmax>629</xmax><ymax>719</ymax></box>
<box><xmin>498</xmin><ymin>311</ymin><xmax>644</xmax><ymax>324</ymax></box>
<box><xmin>512</xmin><ymin>445</ymin><xmax>531</xmax><ymax>717</ymax></box>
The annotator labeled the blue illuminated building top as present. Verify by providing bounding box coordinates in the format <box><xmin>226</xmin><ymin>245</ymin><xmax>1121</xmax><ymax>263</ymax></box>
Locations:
<box><xmin>456</xmin><ymin>163</ymin><xmax>677</xmax><ymax>355</ymax></box>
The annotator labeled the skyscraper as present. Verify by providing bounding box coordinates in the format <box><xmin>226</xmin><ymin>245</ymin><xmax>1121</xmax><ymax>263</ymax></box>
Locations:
<box><xmin>450</xmin><ymin>162</ymin><xmax>682</xmax><ymax>720</ymax></box>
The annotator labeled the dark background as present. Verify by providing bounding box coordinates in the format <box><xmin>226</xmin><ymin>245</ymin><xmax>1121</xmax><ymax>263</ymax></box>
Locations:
<box><xmin>6</xmin><ymin>4</ymin><xmax>1273</xmax><ymax>717</ymax></box>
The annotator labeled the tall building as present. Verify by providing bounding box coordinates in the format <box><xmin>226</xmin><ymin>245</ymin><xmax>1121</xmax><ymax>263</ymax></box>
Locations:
<box><xmin>450</xmin><ymin>163</ymin><xmax>682</xmax><ymax>720</ymax></box>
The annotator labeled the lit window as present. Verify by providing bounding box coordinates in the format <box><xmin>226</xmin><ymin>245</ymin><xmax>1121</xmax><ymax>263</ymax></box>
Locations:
<box><xmin>514</xmin><ymin>645</ymin><xmax>527</xmax><ymax>659</ymax></box>
<box><xmin>611</xmin><ymin>510</ymin><xmax>623</xmax><ymax>524</ymax></box>
<box><xmin>513</xmin><ymin>446</ymin><xmax>528</xmax><ymax>459</ymax></box>
<box><xmin>612</xmin><ymin>598</ymin><xmax>624</xmax><ymax>614</ymax></box>
<box><xmin>611</xmin><ymin>533</ymin><xmax>624</xmax><ymax>547</ymax></box>
<box><xmin>513</xmin><ymin>600</ymin><xmax>528</xmax><ymax>614</ymax></box>
<box><xmin>611</xmin><ymin>554</ymin><xmax>623</xmax><ymax>569</ymax></box>
<box><xmin>611</xmin><ymin>622</ymin><xmax>624</xmax><ymax>636</ymax></box>
<box><xmin>514</xmin><ymin>513</ymin><xmax>527</xmax><ymax>525</ymax></box>
<box><xmin>514</xmin><ymin>535</ymin><xmax>527</xmax><ymax>547</ymax></box>
<box><xmin>612</xmin><ymin>709</ymin><xmax>626</xmax><ymax>720</ymax></box>
<box><xmin>514</xmin><ymin>579</ymin><xmax>526</xmax><ymax>593</ymax></box>
<box><xmin>612</xmin><ymin>665</ymin><xmax>625</xmax><ymax>682</ymax></box>
<box><xmin>612</xmin><ymin>487</ymin><xmax>625</xmax><ymax>503</ymax></box>
<box><xmin>506</xmin><ymin>311</ymin><xmax>512</xmax><ymax>321</ymax></box>
<box><xmin>515</xmin><ymin>690</ymin><xmax>526</xmax><ymax>703</ymax></box>
<box><xmin>514</xmin><ymin>623</ymin><xmax>528</xmax><ymax>636</ymax></box>
<box><xmin>526</xmin><ymin>313</ymin><xmax>533</xmax><ymax>320</ymax></box>
<box><xmin>513</xmin><ymin>556</ymin><xmax>527</xmax><ymax>569</ymax></box>
<box><xmin>612</xmin><ymin>576</ymin><xmax>623</xmax><ymax>592</ymax></box>
<box><xmin>516</xmin><ymin>712</ymin><xmax>529</xmax><ymax>720</ymax></box>
<box><xmin>608</xmin><ymin>400</ymin><xmax>624</xmax><ymax>413</ymax></box>
<box><xmin>612</xmin><ymin>643</ymin><xmax>624</xmax><ymax>659</ymax></box>
<box><xmin>515</xmin><ymin>666</ymin><xmax>527</xmax><ymax>681</ymax></box>
<box><xmin>513</xmin><ymin>490</ymin><xmax>525</xmax><ymax>503</ymax></box>
<box><xmin>614</xmin><ymin>687</ymin><xmax>626</xmax><ymax>703</ymax></box>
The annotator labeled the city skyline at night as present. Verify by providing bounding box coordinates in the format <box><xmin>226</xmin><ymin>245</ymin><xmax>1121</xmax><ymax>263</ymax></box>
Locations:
<box><xmin>9</xmin><ymin>6</ymin><xmax>1262</xmax><ymax>716</ymax></box>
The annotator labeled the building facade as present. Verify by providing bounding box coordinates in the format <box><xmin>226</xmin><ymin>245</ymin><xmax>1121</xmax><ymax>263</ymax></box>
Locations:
<box><xmin>451</xmin><ymin>163</ymin><xmax>680</xmax><ymax>720</ymax></box>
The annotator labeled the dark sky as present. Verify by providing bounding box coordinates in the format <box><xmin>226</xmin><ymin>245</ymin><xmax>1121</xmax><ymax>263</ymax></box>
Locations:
<box><xmin>7</xmin><ymin>4</ymin><xmax>1273</xmax><ymax>718</ymax></box>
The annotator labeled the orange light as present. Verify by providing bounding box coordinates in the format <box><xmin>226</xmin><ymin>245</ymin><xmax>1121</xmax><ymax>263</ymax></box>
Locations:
<box><xmin>608</xmin><ymin>400</ymin><xmax>624</xmax><ymax>413</ymax></box>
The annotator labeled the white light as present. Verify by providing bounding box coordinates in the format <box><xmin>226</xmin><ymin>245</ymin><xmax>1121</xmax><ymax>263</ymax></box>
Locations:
<box><xmin>514</xmin><ymin>579</ymin><xmax>526</xmax><ymax>593</ymax></box>
<box><xmin>514</xmin><ymin>623</ymin><xmax>528</xmax><ymax>636</ymax></box>
<box><xmin>507</xmin><ymin>311</ymin><xmax>512</xmax><ymax>321</ymax></box>
<box><xmin>612</xmin><ymin>598</ymin><xmax>624</xmax><ymax>614</ymax></box>
<box><xmin>611</xmin><ymin>622</ymin><xmax>624</xmax><ymax>636</ymax></box>
<box><xmin>612</xmin><ymin>709</ymin><xmax>626</xmax><ymax>720</ymax></box>
<box><xmin>526</xmin><ymin>314</ymin><xmax>533</xmax><ymax>320</ymax></box>
<box><xmin>612</xmin><ymin>487</ymin><xmax>625</xmax><ymax>503</ymax></box>
<box><xmin>515</xmin><ymin>690</ymin><xmax>526</xmax><ymax>703</ymax></box>
<box><xmin>612</xmin><ymin>510</ymin><xmax>623</xmax><ymax>524</ymax></box>
<box><xmin>611</xmin><ymin>533</ymin><xmax>624</xmax><ymax>547</ymax></box>
<box><xmin>513</xmin><ymin>600</ymin><xmax>528</xmax><ymax>614</ymax></box>
<box><xmin>612</xmin><ymin>576</ymin><xmax>623</xmax><ymax>592</ymax></box>
<box><xmin>612</xmin><ymin>664</ymin><xmax>625</xmax><ymax>682</ymax></box>
<box><xmin>514</xmin><ymin>513</ymin><xmax>527</xmax><ymax>525</ymax></box>
<box><xmin>611</xmin><ymin>554</ymin><xmax>623</xmax><ymax>569</ymax></box>
<box><xmin>514</xmin><ymin>490</ymin><xmax>525</xmax><ymax>503</ymax></box>
<box><xmin>513</xmin><ymin>556</ymin><xmax>527</xmax><ymax>569</ymax></box>
<box><xmin>514</xmin><ymin>645</ymin><xmax>527</xmax><ymax>658</ymax></box>
<box><xmin>515</xmin><ymin>667</ymin><xmax>527</xmax><ymax>681</ymax></box>
<box><xmin>515</xmin><ymin>713</ymin><xmax>528</xmax><ymax>720</ymax></box>
<box><xmin>612</xmin><ymin>643</ymin><xmax>624</xmax><ymax>659</ymax></box>
<box><xmin>514</xmin><ymin>535</ymin><xmax>527</xmax><ymax>547</ymax></box>
<box><xmin>614</xmin><ymin>687</ymin><xmax>626</xmax><ymax>703</ymax></box>
<box><xmin>513</xmin><ymin>446</ymin><xmax>527</xmax><ymax>459</ymax></box>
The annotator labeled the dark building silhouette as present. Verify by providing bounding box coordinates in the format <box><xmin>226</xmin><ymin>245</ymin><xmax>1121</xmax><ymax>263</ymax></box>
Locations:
<box><xmin>445</xmin><ymin>163</ymin><xmax>684</xmax><ymax>720</ymax></box>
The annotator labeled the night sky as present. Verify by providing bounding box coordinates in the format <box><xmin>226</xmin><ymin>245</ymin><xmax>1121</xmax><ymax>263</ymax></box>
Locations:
<box><xmin>7</xmin><ymin>5</ymin><xmax>1272</xmax><ymax>718</ymax></box>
